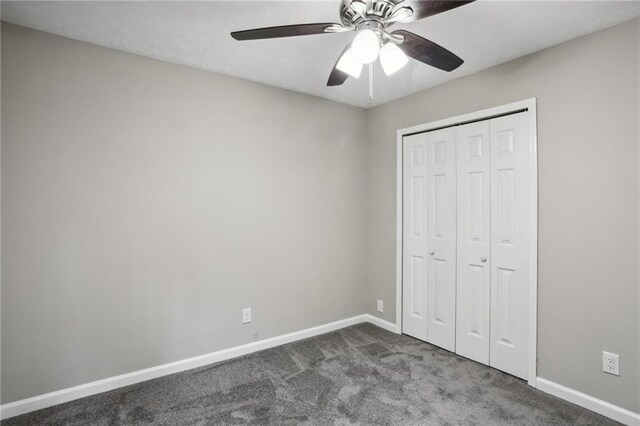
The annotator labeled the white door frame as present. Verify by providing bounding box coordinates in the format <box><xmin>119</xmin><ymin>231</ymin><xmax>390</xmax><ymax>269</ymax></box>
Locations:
<box><xmin>395</xmin><ymin>98</ymin><xmax>538</xmax><ymax>387</ymax></box>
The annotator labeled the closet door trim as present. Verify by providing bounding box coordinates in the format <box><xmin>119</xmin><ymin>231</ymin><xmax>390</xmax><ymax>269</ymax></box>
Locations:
<box><xmin>395</xmin><ymin>98</ymin><xmax>538</xmax><ymax>387</ymax></box>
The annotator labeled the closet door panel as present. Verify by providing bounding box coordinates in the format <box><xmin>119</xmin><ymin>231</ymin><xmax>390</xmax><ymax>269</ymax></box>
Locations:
<box><xmin>402</xmin><ymin>134</ymin><xmax>429</xmax><ymax>341</ymax></box>
<box><xmin>426</xmin><ymin>128</ymin><xmax>456</xmax><ymax>351</ymax></box>
<box><xmin>489</xmin><ymin>112</ymin><xmax>530</xmax><ymax>380</ymax></box>
<box><xmin>455</xmin><ymin>121</ymin><xmax>491</xmax><ymax>364</ymax></box>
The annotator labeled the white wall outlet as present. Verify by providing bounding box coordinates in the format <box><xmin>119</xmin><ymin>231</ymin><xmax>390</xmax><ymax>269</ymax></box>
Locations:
<box><xmin>242</xmin><ymin>307</ymin><xmax>252</xmax><ymax>324</ymax></box>
<box><xmin>602</xmin><ymin>351</ymin><xmax>619</xmax><ymax>376</ymax></box>
<box><xmin>377</xmin><ymin>299</ymin><xmax>384</xmax><ymax>313</ymax></box>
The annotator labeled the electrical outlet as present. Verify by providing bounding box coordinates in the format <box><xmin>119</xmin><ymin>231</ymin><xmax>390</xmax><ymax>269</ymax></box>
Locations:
<box><xmin>602</xmin><ymin>351</ymin><xmax>619</xmax><ymax>376</ymax></box>
<box><xmin>377</xmin><ymin>299</ymin><xmax>384</xmax><ymax>313</ymax></box>
<box><xmin>242</xmin><ymin>307</ymin><xmax>252</xmax><ymax>324</ymax></box>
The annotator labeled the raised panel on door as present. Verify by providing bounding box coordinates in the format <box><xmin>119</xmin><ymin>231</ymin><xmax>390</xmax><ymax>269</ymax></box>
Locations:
<box><xmin>489</xmin><ymin>112</ymin><xmax>530</xmax><ymax>380</ymax></box>
<box><xmin>402</xmin><ymin>133</ymin><xmax>428</xmax><ymax>341</ymax></box>
<box><xmin>455</xmin><ymin>121</ymin><xmax>491</xmax><ymax>364</ymax></box>
<box><xmin>426</xmin><ymin>128</ymin><xmax>456</xmax><ymax>351</ymax></box>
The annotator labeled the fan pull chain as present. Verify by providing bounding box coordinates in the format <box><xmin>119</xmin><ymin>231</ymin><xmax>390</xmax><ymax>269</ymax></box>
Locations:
<box><xmin>368</xmin><ymin>63</ymin><xmax>374</xmax><ymax>105</ymax></box>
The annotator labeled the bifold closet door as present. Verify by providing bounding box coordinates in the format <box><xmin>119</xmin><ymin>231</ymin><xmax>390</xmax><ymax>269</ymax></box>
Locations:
<box><xmin>489</xmin><ymin>112</ymin><xmax>531</xmax><ymax>380</ymax></box>
<box><xmin>426</xmin><ymin>128</ymin><xmax>457</xmax><ymax>351</ymax></box>
<box><xmin>402</xmin><ymin>129</ymin><xmax>456</xmax><ymax>350</ymax></box>
<box><xmin>455</xmin><ymin>121</ymin><xmax>491</xmax><ymax>364</ymax></box>
<box><xmin>402</xmin><ymin>133</ymin><xmax>428</xmax><ymax>341</ymax></box>
<box><xmin>405</xmin><ymin>111</ymin><xmax>531</xmax><ymax>379</ymax></box>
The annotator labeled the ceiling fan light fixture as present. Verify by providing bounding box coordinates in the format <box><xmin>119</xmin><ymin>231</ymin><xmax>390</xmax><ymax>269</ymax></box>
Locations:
<box><xmin>379</xmin><ymin>42</ymin><xmax>408</xmax><ymax>75</ymax></box>
<box><xmin>351</xmin><ymin>29</ymin><xmax>380</xmax><ymax>64</ymax></box>
<box><xmin>336</xmin><ymin>47</ymin><xmax>363</xmax><ymax>78</ymax></box>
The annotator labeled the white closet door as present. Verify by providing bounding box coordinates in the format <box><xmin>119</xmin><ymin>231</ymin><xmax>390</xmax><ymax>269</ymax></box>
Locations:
<box><xmin>455</xmin><ymin>121</ymin><xmax>491</xmax><ymax>364</ymax></box>
<box><xmin>489</xmin><ymin>112</ymin><xmax>531</xmax><ymax>379</ymax></box>
<box><xmin>426</xmin><ymin>128</ymin><xmax>456</xmax><ymax>351</ymax></box>
<box><xmin>402</xmin><ymin>133</ymin><xmax>429</xmax><ymax>341</ymax></box>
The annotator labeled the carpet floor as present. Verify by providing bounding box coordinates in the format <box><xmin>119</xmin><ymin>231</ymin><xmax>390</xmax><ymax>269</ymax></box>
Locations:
<box><xmin>2</xmin><ymin>323</ymin><xmax>618</xmax><ymax>425</ymax></box>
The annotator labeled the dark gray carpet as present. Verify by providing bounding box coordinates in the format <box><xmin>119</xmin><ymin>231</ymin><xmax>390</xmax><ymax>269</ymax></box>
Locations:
<box><xmin>2</xmin><ymin>323</ymin><xmax>618</xmax><ymax>425</ymax></box>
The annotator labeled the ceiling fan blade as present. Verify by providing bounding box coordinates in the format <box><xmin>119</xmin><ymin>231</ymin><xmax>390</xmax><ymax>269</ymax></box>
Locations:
<box><xmin>392</xmin><ymin>30</ymin><xmax>463</xmax><ymax>72</ymax></box>
<box><xmin>396</xmin><ymin>0</ymin><xmax>475</xmax><ymax>22</ymax></box>
<box><xmin>327</xmin><ymin>45</ymin><xmax>352</xmax><ymax>87</ymax></box>
<box><xmin>231</xmin><ymin>23</ymin><xmax>343</xmax><ymax>41</ymax></box>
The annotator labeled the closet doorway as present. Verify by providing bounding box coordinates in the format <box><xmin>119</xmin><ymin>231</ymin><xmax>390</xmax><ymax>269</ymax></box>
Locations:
<box><xmin>395</xmin><ymin>99</ymin><xmax>538</xmax><ymax>386</ymax></box>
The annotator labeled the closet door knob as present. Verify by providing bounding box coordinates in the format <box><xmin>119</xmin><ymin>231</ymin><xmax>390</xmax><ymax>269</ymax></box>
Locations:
<box><xmin>429</xmin><ymin>251</ymin><xmax>435</xmax><ymax>256</ymax></box>
<box><xmin>480</xmin><ymin>257</ymin><xmax>487</xmax><ymax>263</ymax></box>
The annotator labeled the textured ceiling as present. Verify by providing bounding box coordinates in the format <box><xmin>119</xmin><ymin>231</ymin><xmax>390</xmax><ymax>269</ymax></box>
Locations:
<box><xmin>2</xmin><ymin>1</ymin><xmax>640</xmax><ymax>108</ymax></box>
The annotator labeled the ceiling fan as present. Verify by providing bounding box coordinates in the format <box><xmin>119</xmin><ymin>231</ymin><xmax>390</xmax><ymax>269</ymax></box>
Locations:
<box><xmin>231</xmin><ymin>0</ymin><xmax>475</xmax><ymax>86</ymax></box>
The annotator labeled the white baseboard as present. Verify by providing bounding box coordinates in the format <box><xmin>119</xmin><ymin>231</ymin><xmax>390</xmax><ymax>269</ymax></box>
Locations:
<box><xmin>364</xmin><ymin>313</ymin><xmax>397</xmax><ymax>333</ymax></box>
<box><xmin>2</xmin><ymin>314</ymin><xmax>390</xmax><ymax>420</ymax></box>
<box><xmin>536</xmin><ymin>377</ymin><xmax>640</xmax><ymax>426</ymax></box>
<box><xmin>16</xmin><ymin>319</ymin><xmax>637</xmax><ymax>425</ymax></box>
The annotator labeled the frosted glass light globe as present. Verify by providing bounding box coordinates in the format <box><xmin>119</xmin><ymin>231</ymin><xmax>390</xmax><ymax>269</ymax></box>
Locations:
<box><xmin>351</xmin><ymin>29</ymin><xmax>380</xmax><ymax>64</ymax></box>
<box><xmin>336</xmin><ymin>47</ymin><xmax>363</xmax><ymax>78</ymax></box>
<box><xmin>380</xmin><ymin>42</ymin><xmax>408</xmax><ymax>75</ymax></box>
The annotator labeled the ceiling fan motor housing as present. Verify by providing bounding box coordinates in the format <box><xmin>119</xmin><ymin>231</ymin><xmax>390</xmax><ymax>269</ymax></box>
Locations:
<box><xmin>339</xmin><ymin>0</ymin><xmax>403</xmax><ymax>27</ymax></box>
<box><xmin>356</xmin><ymin>20</ymin><xmax>384</xmax><ymax>33</ymax></box>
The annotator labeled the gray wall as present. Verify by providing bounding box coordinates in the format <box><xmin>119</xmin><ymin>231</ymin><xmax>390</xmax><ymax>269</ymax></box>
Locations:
<box><xmin>1</xmin><ymin>23</ymin><xmax>368</xmax><ymax>403</ymax></box>
<box><xmin>365</xmin><ymin>18</ymin><xmax>640</xmax><ymax>412</ymax></box>
<box><xmin>3</xmin><ymin>18</ymin><xmax>640</xmax><ymax>414</ymax></box>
